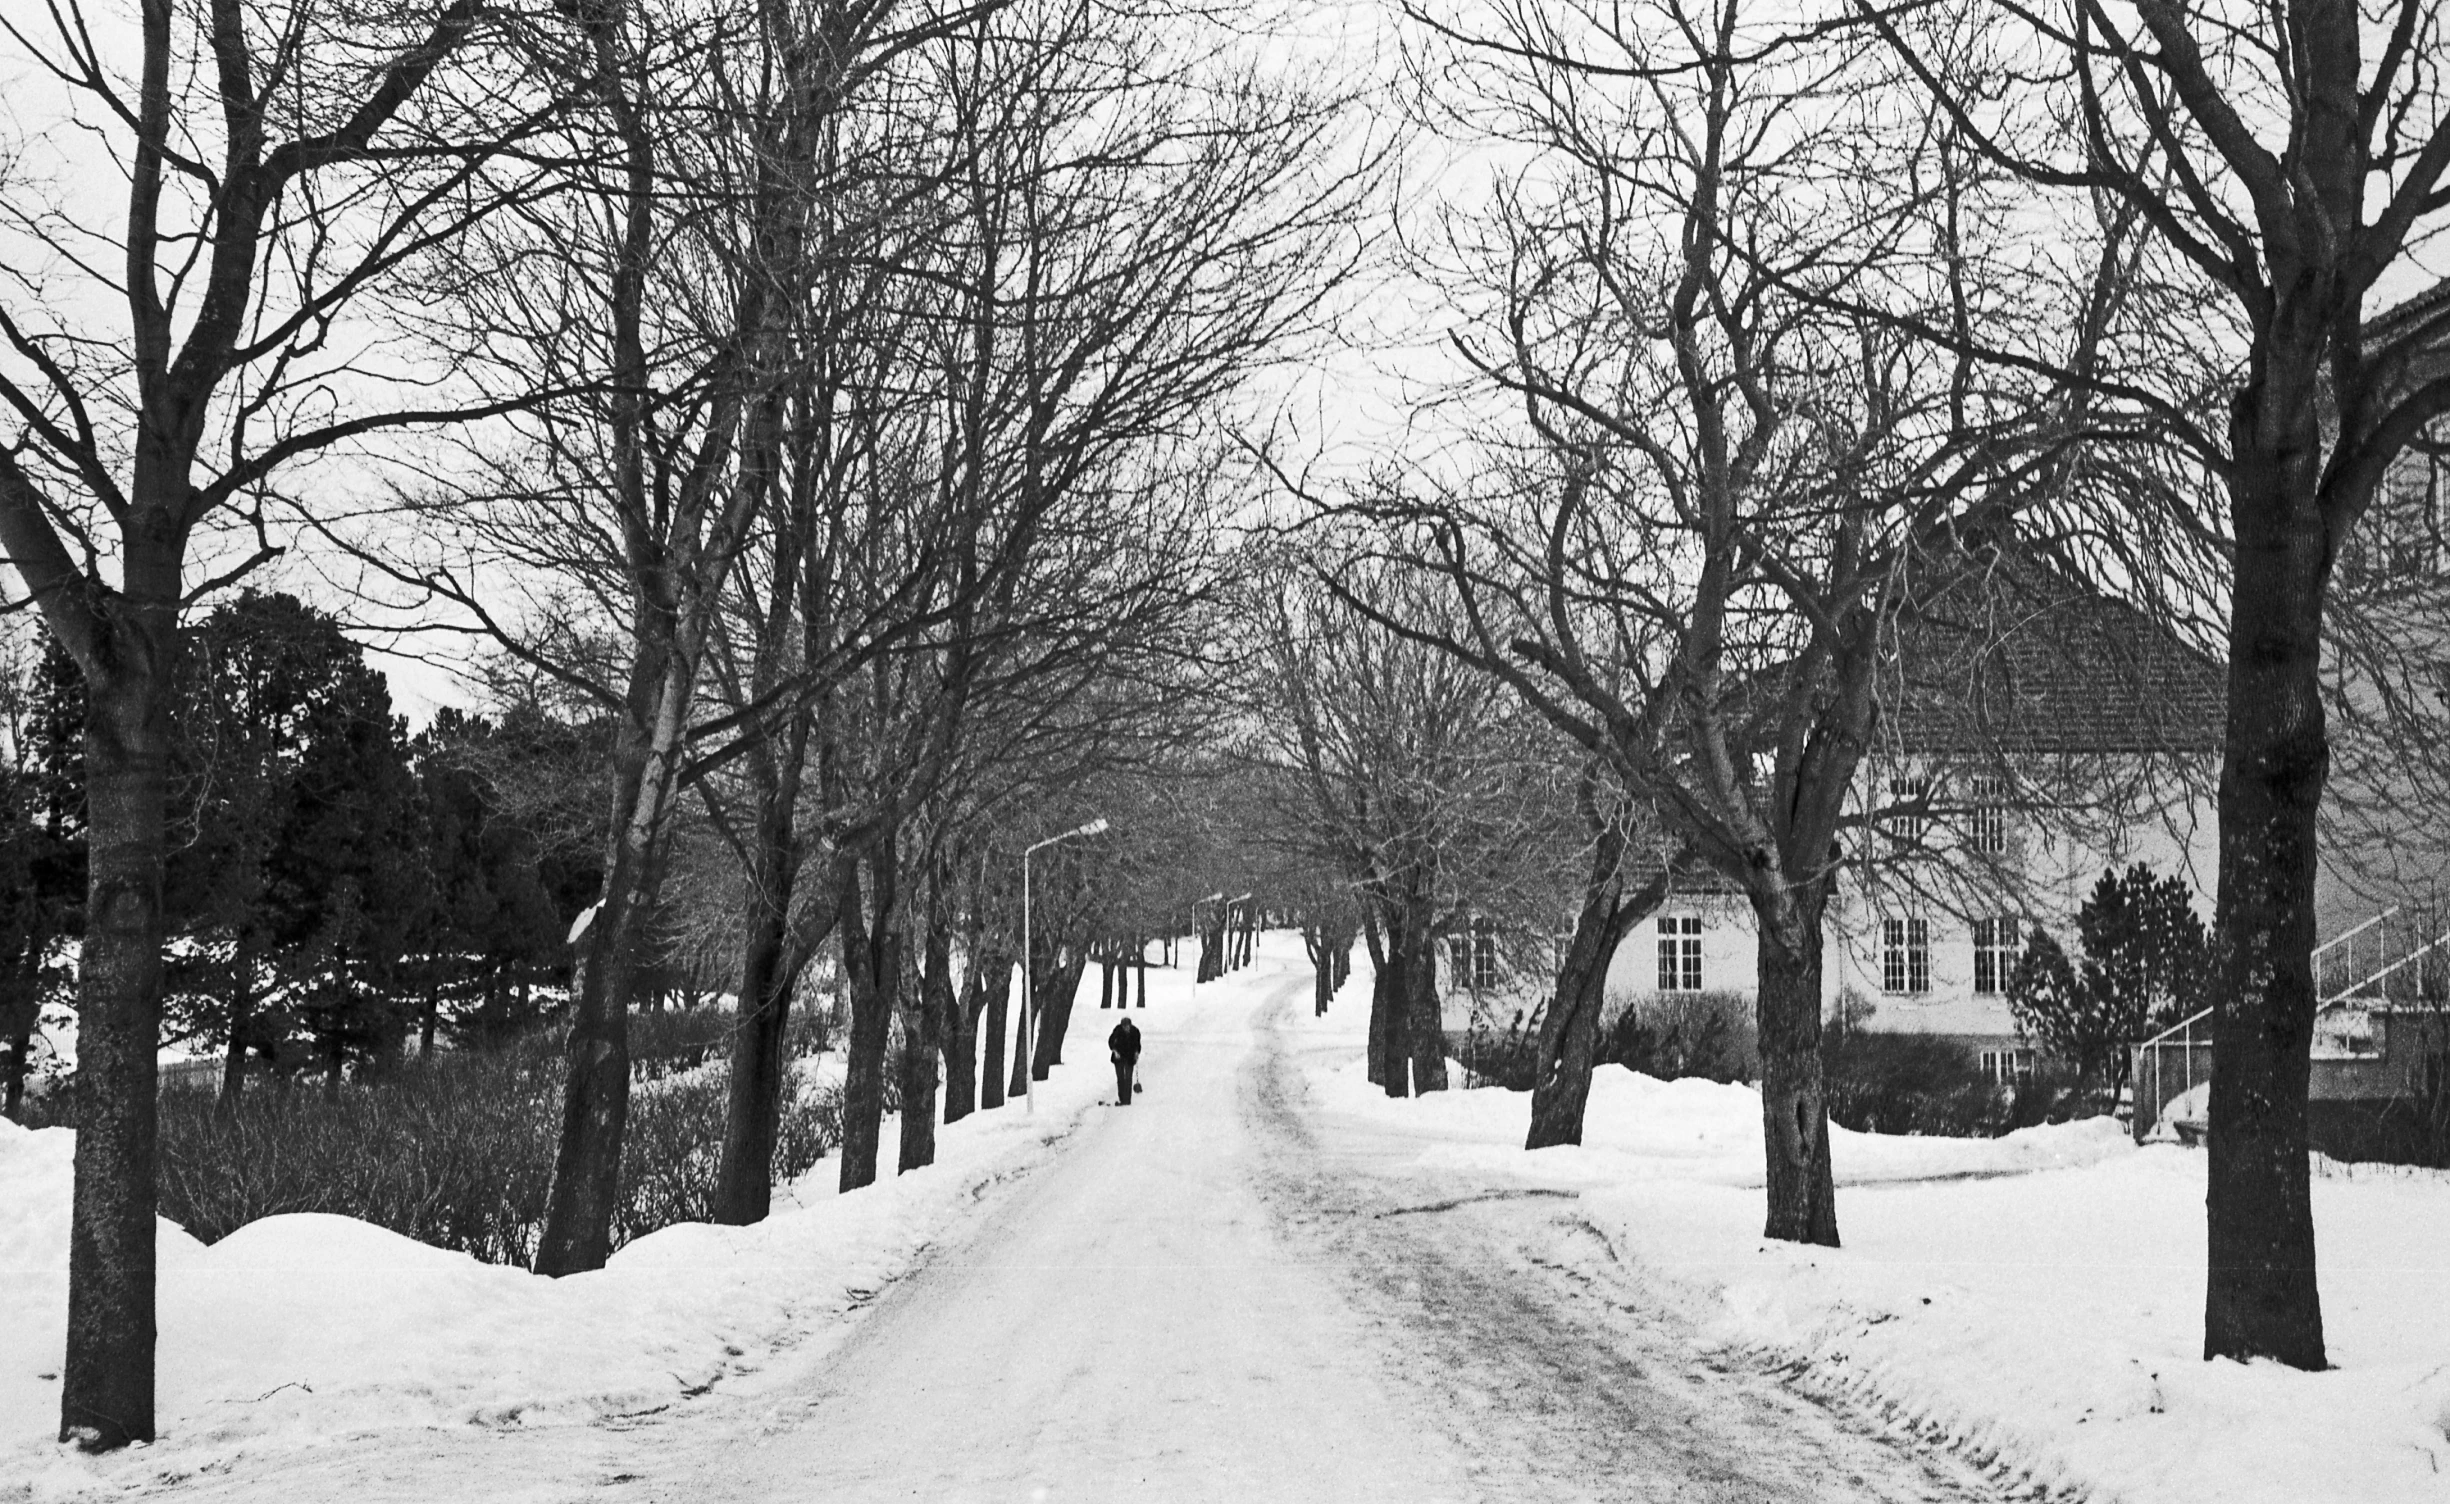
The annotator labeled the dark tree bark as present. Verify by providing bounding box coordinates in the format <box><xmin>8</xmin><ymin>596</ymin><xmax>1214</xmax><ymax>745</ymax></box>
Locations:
<box><xmin>58</xmin><ymin>624</ymin><xmax>174</xmax><ymax>1450</ymax></box>
<box><xmin>979</xmin><ymin>947</ymin><xmax>1011</xmax><ymax>1111</ymax></box>
<box><xmin>1755</xmin><ymin>883</ymin><xmax>1838</xmax><ymax>1247</ymax></box>
<box><xmin>1</xmin><ymin>981</ymin><xmax>32</xmax><ymax>1118</ymax></box>
<box><xmin>1361</xmin><ymin>901</ymin><xmax>1390</xmax><ymax>1087</ymax></box>
<box><xmin>711</xmin><ymin>826</ymin><xmax>837</xmax><ymax>1225</ymax></box>
<box><xmin>216</xmin><ymin>940</ymin><xmax>258</xmax><ymax>1108</ymax></box>
<box><xmin>1032</xmin><ymin>949</ymin><xmax>1089</xmax><ymax>1080</ymax></box>
<box><xmin>1402</xmin><ymin>888</ymin><xmax>1447</xmax><ymax>1093</ymax></box>
<box><xmin>2203</xmin><ymin>394</ymin><xmax>2331</xmax><ymax>1368</ymax></box>
<box><xmin>942</xmin><ymin>937</ymin><xmax>995</xmax><ymax>1125</ymax></box>
<box><xmin>1368</xmin><ymin>892</ymin><xmax>1413</xmax><ymax>1097</ymax></box>
<box><xmin>897</xmin><ymin>917</ymin><xmax>950</xmax><ymax>1172</ymax></box>
<box><xmin>1134</xmin><ymin>939</ymin><xmax>1147</xmax><ymax>1007</ymax></box>
<box><xmin>1526</xmin><ymin>827</ymin><xmax>1667</xmax><ymax>1150</ymax></box>
<box><xmin>836</xmin><ymin>842</ymin><xmax>900</xmax><ymax>1192</ymax></box>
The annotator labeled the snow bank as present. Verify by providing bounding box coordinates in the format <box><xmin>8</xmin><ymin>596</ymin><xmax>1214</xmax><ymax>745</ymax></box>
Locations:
<box><xmin>1</xmin><ymin>967</ymin><xmax>1185</xmax><ymax>1496</ymax></box>
<box><xmin>1300</xmin><ymin>1008</ymin><xmax>2450</xmax><ymax>1504</ymax></box>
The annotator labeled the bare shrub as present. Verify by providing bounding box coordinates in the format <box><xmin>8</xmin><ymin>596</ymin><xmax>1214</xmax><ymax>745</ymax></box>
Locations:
<box><xmin>1599</xmin><ymin>991</ymin><xmax>1758</xmax><ymax>1084</ymax></box>
<box><xmin>157</xmin><ymin>1028</ymin><xmax>841</xmax><ymax>1263</ymax></box>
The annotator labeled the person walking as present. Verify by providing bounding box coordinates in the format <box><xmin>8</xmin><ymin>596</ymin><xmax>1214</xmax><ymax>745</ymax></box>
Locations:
<box><xmin>1108</xmin><ymin>1016</ymin><xmax>1142</xmax><ymax>1106</ymax></box>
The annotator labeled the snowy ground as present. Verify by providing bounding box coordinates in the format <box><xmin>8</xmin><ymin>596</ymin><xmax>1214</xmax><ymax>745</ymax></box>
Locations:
<box><xmin>1292</xmin><ymin>983</ymin><xmax>2450</xmax><ymax>1503</ymax></box>
<box><xmin>5</xmin><ymin>934</ymin><xmax>2446</xmax><ymax>1501</ymax></box>
<box><xmin>1</xmin><ymin>991</ymin><xmax>1135</xmax><ymax>1499</ymax></box>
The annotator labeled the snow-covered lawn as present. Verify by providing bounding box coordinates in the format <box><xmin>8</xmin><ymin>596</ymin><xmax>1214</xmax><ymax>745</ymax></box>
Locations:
<box><xmin>1299</xmin><ymin>1006</ymin><xmax>2450</xmax><ymax>1503</ymax></box>
<box><xmin>0</xmin><ymin>977</ymin><xmax>1181</xmax><ymax>1499</ymax></box>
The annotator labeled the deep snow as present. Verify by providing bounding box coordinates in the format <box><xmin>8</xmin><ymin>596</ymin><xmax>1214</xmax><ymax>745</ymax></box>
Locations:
<box><xmin>1</xmin><ymin>991</ymin><xmax>1144</xmax><ymax>1499</ymax></box>
<box><xmin>1295</xmin><ymin>995</ymin><xmax>2450</xmax><ymax>1502</ymax></box>
<box><xmin>4</xmin><ymin>934</ymin><xmax>2446</xmax><ymax>1502</ymax></box>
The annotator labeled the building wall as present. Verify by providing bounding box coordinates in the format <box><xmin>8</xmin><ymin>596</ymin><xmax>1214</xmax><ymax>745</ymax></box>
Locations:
<box><xmin>1574</xmin><ymin>756</ymin><xmax>2220</xmax><ymax>1056</ymax></box>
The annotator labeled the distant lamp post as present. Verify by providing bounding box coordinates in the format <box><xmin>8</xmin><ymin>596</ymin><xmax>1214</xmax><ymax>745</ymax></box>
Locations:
<box><xmin>1020</xmin><ymin>817</ymin><xmax>1108</xmax><ymax>1114</ymax></box>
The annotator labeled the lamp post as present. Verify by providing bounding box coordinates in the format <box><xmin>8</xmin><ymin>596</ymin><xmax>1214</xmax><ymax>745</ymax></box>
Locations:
<box><xmin>1020</xmin><ymin>816</ymin><xmax>1108</xmax><ymax>1114</ymax></box>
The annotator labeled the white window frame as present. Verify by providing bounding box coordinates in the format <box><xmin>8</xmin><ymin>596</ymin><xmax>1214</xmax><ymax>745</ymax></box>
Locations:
<box><xmin>1972</xmin><ymin>915</ymin><xmax>2018</xmax><ymax>996</ymax></box>
<box><xmin>1657</xmin><ymin>916</ymin><xmax>1703</xmax><ymax>993</ymax></box>
<box><xmin>1979</xmin><ymin>1047</ymin><xmax>2037</xmax><ymax>1082</ymax></box>
<box><xmin>1967</xmin><ymin>773</ymin><xmax>2010</xmax><ymax>856</ymax></box>
<box><xmin>1881</xmin><ymin>915</ymin><xmax>1930</xmax><ymax>995</ymax></box>
<box><xmin>1887</xmin><ymin>774</ymin><xmax>1930</xmax><ymax>844</ymax></box>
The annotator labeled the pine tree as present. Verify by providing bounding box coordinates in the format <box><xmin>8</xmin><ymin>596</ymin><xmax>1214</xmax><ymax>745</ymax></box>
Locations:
<box><xmin>2007</xmin><ymin>864</ymin><xmax>2208</xmax><ymax>1100</ymax></box>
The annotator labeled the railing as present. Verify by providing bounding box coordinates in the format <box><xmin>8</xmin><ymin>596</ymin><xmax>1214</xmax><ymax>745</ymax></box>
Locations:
<box><xmin>2320</xmin><ymin>925</ymin><xmax>2450</xmax><ymax>1007</ymax></box>
<box><xmin>2129</xmin><ymin>1005</ymin><xmax>2213</xmax><ymax>1144</ymax></box>
<box><xmin>2313</xmin><ymin>907</ymin><xmax>2396</xmax><ymax>1001</ymax></box>
<box><xmin>2128</xmin><ymin>907</ymin><xmax>2442</xmax><ymax>1143</ymax></box>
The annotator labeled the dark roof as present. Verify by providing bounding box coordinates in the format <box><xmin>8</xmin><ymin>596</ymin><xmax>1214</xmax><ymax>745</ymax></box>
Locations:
<box><xmin>1883</xmin><ymin>542</ymin><xmax>2225</xmax><ymax>756</ymax></box>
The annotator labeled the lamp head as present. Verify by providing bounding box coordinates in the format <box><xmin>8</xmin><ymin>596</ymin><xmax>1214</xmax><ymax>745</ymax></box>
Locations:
<box><xmin>1075</xmin><ymin>817</ymin><xmax>1110</xmax><ymax>837</ymax></box>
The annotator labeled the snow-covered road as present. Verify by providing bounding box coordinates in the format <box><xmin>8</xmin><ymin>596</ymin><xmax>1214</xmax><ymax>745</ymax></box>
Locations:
<box><xmin>658</xmin><ymin>955</ymin><xmax>1990</xmax><ymax>1502</ymax></box>
<box><xmin>91</xmin><ymin>950</ymin><xmax>2000</xmax><ymax>1503</ymax></box>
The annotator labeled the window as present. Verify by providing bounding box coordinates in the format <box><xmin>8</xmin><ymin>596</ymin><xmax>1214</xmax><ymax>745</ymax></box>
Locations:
<box><xmin>1979</xmin><ymin>1047</ymin><xmax>2036</xmax><ymax>1082</ymax></box>
<box><xmin>1470</xmin><ymin>927</ymin><xmax>1497</xmax><ymax>990</ymax></box>
<box><xmin>1657</xmin><ymin>916</ymin><xmax>1703</xmax><ymax>992</ymax></box>
<box><xmin>1881</xmin><ymin>915</ymin><xmax>1930</xmax><ymax>995</ymax></box>
<box><xmin>1972</xmin><ymin>916</ymin><xmax>2019</xmax><ymax>996</ymax></box>
<box><xmin>1887</xmin><ymin>775</ymin><xmax>1930</xmax><ymax>844</ymax></box>
<box><xmin>1967</xmin><ymin>773</ymin><xmax>2010</xmax><ymax>856</ymax></box>
<box><xmin>1449</xmin><ymin>924</ymin><xmax>1498</xmax><ymax>990</ymax></box>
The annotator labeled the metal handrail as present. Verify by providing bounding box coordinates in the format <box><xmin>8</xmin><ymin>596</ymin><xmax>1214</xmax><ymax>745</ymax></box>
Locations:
<box><xmin>2313</xmin><ymin>906</ymin><xmax>2395</xmax><ymax>964</ymax></box>
<box><xmin>2132</xmin><ymin>910</ymin><xmax>2428</xmax><ymax>1049</ymax></box>
<box><xmin>2320</xmin><ymin>925</ymin><xmax>2450</xmax><ymax>1005</ymax></box>
<box><xmin>2138</xmin><ymin>1005</ymin><xmax>2211</xmax><ymax>1051</ymax></box>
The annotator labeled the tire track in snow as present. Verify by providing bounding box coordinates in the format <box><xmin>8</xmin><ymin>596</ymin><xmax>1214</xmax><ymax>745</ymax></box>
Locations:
<box><xmin>1243</xmin><ymin>988</ymin><xmax>2016</xmax><ymax>1504</ymax></box>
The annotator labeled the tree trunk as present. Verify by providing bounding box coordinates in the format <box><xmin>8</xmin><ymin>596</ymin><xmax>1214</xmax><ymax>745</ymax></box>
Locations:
<box><xmin>1032</xmin><ymin>948</ymin><xmax>1087</xmax><ymax>1081</ymax></box>
<box><xmin>1527</xmin><ymin>837</ymin><xmax>1658</xmax><ymax>1149</ymax></box>
<box><xmin>713</xmin><ymin>828</ymin><xmax>835</xmax><ymax>1225</ymax></box>
<box><xmin>1361</xmin><ymin>901</ymin><xmax>1390</xmax><ymax>1088</ymax></box>
<box><xmin>898</xmin><ymin>921</ymin><xmax>951</xmax><ymax>1172</ymax></box>
<box><xmin>837</xmin><ymin>843</ymin><xmax>899</xmax><ymax>1193</ymax></box>
<box><xmin>1099</xmin><ymin>954</ymin><xmax>1114</xmax><ymax>1008</ymax></box>
<box><xmin>217</xmin><ymin>940</ymin><xmax>255</xmax><ymax>1110</ymax></box>
<box><xmin>1007</xmin><ymin>964</ymin><xmax>1033</xmax><ymax>1102</ymax></box>
<box><xmin>980</xmin><ymin>950</ymin><xmax>1010</xmax><ymax>1111</ymax></box>
<box><xmin>1368</xmin><ymin>896</ymin><xmax>1412</xmax><ymax>1097</ymax></box>
<box><xmin>1</xmin><ymin>975</ymin><xmax>31</xmax><ymax>1119</ymax></box>
<box><xmin>1403</xmin><ymin>887</ymin><xmax>1447</xmax><ymax>1093</ymax></box>
<box><xmin>60</xmin><ymin>632</ymin><xmax>173</xmax><ymax>1450</ymax></box>
<box><xmin>1754</xmin><ymin>886</ymin><xmax>1838</xmax><ymax>1247</ymax></box>
<box><xmin>534</xmin><ymin>696</ymin><xmax>682</xmax><ymax>1274</ymax></box>
<box><xmin>2202</xmin><ymin>399</ymin><xmax>2330</xmax><ymax>1370</ymax></box>
<box><xmin>943</xmin><ymin>937</ymin><xmax>995</xmax><ymax>1125</ymax></box>
<box><xmin>1134</xmin><ymin>939</ymin><xmax>1147</xmax><ymax>1007</ymax></box>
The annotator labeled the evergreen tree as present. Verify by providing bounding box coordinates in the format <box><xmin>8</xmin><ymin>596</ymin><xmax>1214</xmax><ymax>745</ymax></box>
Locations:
<box><xmin>0</xmin><ymin>631</ymin><xmax>86</xmax><ymax>1117</ymax></box>
<box><xmin>2008</xmin><ymin>864</ymin><xmax>2208</xmax><ymax>1100</ymax></box>
<box><xmin>161</xmin><ymin>594</ymin><xmax>430</xmax><ymax>1095</ymax></box>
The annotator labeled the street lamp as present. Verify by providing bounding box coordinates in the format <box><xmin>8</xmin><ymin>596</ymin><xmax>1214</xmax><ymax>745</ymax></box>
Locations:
<box><xmin>1020</xmin><ymin>816</ymin><xmax>1108</xmax><ymax>1114</ymax></box>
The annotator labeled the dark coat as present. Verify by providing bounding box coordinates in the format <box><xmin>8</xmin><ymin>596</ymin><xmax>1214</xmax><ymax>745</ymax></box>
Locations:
<box><xmin>1108</xmin><ymin>1018</ymin><xmax>1142</xmax><ymax>1063</ymax></box>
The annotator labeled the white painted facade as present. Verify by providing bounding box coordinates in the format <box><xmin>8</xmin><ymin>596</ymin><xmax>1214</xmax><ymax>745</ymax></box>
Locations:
<box><xmin>1445</xmin><ymin>756</ymin><xmax>2222</xmax><ymax>1075</ymax></box>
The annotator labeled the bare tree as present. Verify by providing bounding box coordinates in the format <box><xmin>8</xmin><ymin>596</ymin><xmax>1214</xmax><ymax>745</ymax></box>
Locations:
<box><xmin>0</xmin><ymin>0</ymin><xmax>589</xmax><ymax>1444</ymax></box>
<box><xmin>1348</xmin><ymin>0</ymin><xmax>2124</xmax><ymax>1240</ymax></box>
<box><xmin>1856</xmin><ymin>0</ymin><xmax>2450</xmax><ymax>1369</ymax></box>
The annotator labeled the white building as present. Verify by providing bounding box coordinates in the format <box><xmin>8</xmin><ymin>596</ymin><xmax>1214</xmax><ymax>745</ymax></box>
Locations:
<box><xmin>1446</xmin><ymin>543</ymin><xmax>2229</xmax><ymax>1081</ymax></box>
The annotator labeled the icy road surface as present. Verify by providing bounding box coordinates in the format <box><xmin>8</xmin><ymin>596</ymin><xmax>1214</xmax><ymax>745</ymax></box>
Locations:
<box><xmin>141</xmin><ymin>956</ymin><xmax>2000</xmax><ymax>1503</ymax></box>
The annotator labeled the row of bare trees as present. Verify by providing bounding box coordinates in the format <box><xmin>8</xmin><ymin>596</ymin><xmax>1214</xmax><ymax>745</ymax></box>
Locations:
<box><xmin>1274</xmin><ymin>0</ymin><xmax>2450</xmax><ymax>1378</ymax></box>
<box><xmin>0</xmin><ymin>0</ymin><xmax>1364</xmax><ymax>1447</ymax></box>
